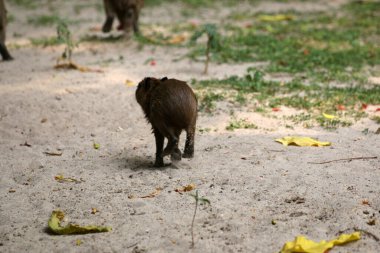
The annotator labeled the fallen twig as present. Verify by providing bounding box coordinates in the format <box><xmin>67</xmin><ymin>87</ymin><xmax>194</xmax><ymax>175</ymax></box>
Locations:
<box><xmin>355</xmin><ymin>228</ymin><xmax>380</xmax><ymax>242</ymax></box>
<box><xmin>308</xmin><ymin>156</ymin><xmax>377</xmax><ymax>164</ymax></box>
<box><xmin>54</xmin><ymin>61</ymin><xmax>103</xmax><ymax>73</ymax></box>
<box><xmin>20</xmin><ymin>141</ymin><xmax>32</xmax><ymax>147</ymax></box>
<box><xmin>44</xmin><ymin>151</ymin><xmax>63</xmax><ymax>156</ymax></box>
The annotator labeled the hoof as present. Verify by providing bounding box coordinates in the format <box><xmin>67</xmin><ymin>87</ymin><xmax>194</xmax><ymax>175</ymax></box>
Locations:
<box><xmin>171</xmin><ymin>152</ymin><xmax>182</xmax><ymax>161</ymax></box>
<box><xmin>154</xmin><ymin>159</ymin><xmax>164</xmax><ymax>168</ymax></box>
<box><xmin>182</xmin><ymin>153</ymin><xmax>194</xmax><ymax>158</ymax></box>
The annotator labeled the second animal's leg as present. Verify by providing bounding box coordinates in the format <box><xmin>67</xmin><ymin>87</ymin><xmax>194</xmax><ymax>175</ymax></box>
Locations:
<box><xmin>183</xmin><ymin>125</ymin><xmax>195</xmax><ymax>158</ymax></box>
<box><xmin>0</xmin><ymin>42</ymin><xmax>12</xmax><ymax>61</ymax></box>
<box><xmin>153</xmin><ymin>128</ymin><xmax>164</xmax><ymax>167</ymax></box>
<box><xmin>102</xmin><ymin>0</ymin><xmax>115</xmax><ymax>33</ymax></box>
<box><xmin>133</xmin><ymin>9</ymin><xmax>140</xmax><ymax>34</ymax></box>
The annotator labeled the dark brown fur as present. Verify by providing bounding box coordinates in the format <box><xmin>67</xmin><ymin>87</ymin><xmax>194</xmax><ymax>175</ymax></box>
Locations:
<box><xmin>0</xmin><ymin>0</ymin><xmax>13</xmax><ymax>61</ymax></box>
<box><xmin>136</xmin><ymin>77</ymin><xmax>197</xmax><ymax>167</ymax></box>
<box><xmin>102</xmin><ymin>0</ymin><xmax>143</xmax><ymax>35</ymax></box>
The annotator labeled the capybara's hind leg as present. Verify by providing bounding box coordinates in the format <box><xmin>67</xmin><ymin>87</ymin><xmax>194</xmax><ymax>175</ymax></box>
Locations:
<box><xmin>153</xmin><ymin>128</ymin><xmax>164</xmax><ymax>167</ymax></box>
<box><xmin>171</xmin><ymin>147</ymin><xmax>182</xmax><ymax>161</ymax></box>
<box><xmin>183</xmin><ymin>125</ymin><xmax>195</xmax><ymax>158</ymax></box>
<box><xmin>162</xmin><ymin>128</ymin><xmax>181</xmax><ymax>160</ymax></box>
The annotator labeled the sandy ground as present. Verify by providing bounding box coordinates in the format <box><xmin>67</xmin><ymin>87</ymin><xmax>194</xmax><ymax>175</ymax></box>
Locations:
<box><xmin>0</xmin><ymin>1</ymin><xmax>379</xmax><ymax>252</ymax></box>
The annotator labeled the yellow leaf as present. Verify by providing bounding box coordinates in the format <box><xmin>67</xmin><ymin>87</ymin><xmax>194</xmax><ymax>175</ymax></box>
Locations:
<box><xmin>258</xmin><ymin>14</ymin><xmax>295</xmax><ymax>22</ymax></box>
<box><xmin>275</xmin><ymin>136</ymin><xmax>331</xmax><ymax>147</ymax></box>
<box><xmin>91</xmin><ymin>208</ymin><xmax>98</xmax><ymax>214</ymax></box>
<box><xmin>54</xmin><ymin>62</ymin><xmax>103</xmax><ymax>73</ymax></box>
<box><xmin>323</xmin><ymin>113</ymin><xmax>336</xmax><ymax>119</ymax></box>
<box><xmin>141</xmin><ymin>187</ymin><xmax>162</xmax><ymax>198</ymax></box>
<box><xmin>280</xmin><ymin>232</ymin><xmax>360</xmax><ymax>253</ymax></box>
<box><xmin>175</xmin><ymin>183</ymin><xmax>196</xmax><ymax>193</ymax></box>
<box><xmin>76</xmin><ymin>239</ymin><xmax>82</xmax><ymax>246</ymax></box>
<box><xmin>48</xmin><ymin>210</ymin><xmax>111</xmax><ymax>235</ymax></box>
<box><xmin>125</xmin><ymin>79</ymin><xmax>135</xmax><ymax>87</ymax></box>
<box><xmin>93</xmin><ymin>143</ymin><xmax>100</xmax><ymax>149</ymax></box>
<box><xmin>54</xmin><ymin>174</ymin><xmax>79</xmax><ymax>183</ymax></box>
<box><xmin>167</xmin><ymin>34</ymin><xmax>187</xmax><ymax>44</ymax></box>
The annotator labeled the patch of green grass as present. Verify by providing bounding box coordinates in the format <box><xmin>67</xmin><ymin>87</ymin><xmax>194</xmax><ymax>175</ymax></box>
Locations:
<box><xmin>7</xmin><ymin>14</ymin><xmax>15</xmax><ymax>23</ymax></box>
<box><xmin>196</xmin><ymin>90</ymin><xmax>224</xmax><ymax>113</ymax></box>
<box><xmin>198</xmin><ymin>127</ymin><xmax>212</xmax><ymax>133</ymax></box>
<box><xmin>8</xmin><ymin>0</ymin><xmax>36</xmax><ymax>8</ymax></box>
<box><xmin>73</xmin><ymin>3</ymin><xmax>102</xmax><ymax>14</ymax></box>
<box><xmin>188</xmin><ymin>2</ymin><xmax>380</xmax><ymax>83</ymax></box>
<box><xmin>316</xmin><ymin>115</ymin><xmax>352</xmax><ymax>130</ymax></box>
<box><xmin>254</xmin><ymin>106</ymin><xmax>267</xmax><ymax>113</ymax></box>
<box><xmin>226</xmin><ymin>117</ymin><xmax>258</xmax><ymax>131</ymax></box>
<box><xmin>28</xmin><ymin>14</ymin><xmax>64</xmax><ymax>26</ymax></box>
<box><xmin>372</xmin><ymin>116</ymin><xmax>380</xmax><ymax>124</ymax></box>
<box><xmin>144</xmin><ymin>0</ymin><xmax>235</xmax><ymax>7</ymax></box>
<box><xmin>193</xmin><ymin>68</ymin><xmax>380</xmax><ymax>128</ymax></box>
<box><xmin>287</xmin><ymin>113</ymin><xmax>312</xmax><ymax>124</ymax></box>
<box><xmin>30</xmin><ymin>36</ymin><xmax>60</xmax><ymax>47</ymax></box>
<box><xmin>235</xmin><ymin>92</ymin><xmax>246</xmax><ymax>104</ymax></box>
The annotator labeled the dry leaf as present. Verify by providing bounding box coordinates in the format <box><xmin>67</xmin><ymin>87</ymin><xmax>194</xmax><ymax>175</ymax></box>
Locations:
<box><xmin>367</xmin><ymin>219</ymin><xmax>376</xmax><ymax>226</ymax></box>
<box><xmin>54</xmin><ymin>62</ymin><xmax>103</xmax><ymax>73</ymax></box>
<box><xmin>76</xmin><ymin>239</ymin><xmax>82</xmax><ymax>246</ymax></box>
<box><xmin>48</xmin><ymin>210</ymin><xmax>111</xmax><ymax>235</ymax></box>
<box><xmin>91</xmin><ymin>208</ymin><xmax>98</xmax><ymax>214</ymax></box>
<box><xmin>93</xmin><ymin>143</ymin><xmax>100</xmax><ymax>149</ymax></box>
<box><xmin>336</xmin><ymin>105</ymin><xmax>346</xmax><ymax>111</ymax></box>
<box><xmin>20</xmin><ymin>141</ymin><xmax>32</xmax><ymax>147</ymax></box>
<box><xmin>280</xmin><ymin>232</ymin><xmax>361</xmax><ymax>253</ymax></box>
<box><xmin>167</xmin><ymin>34</ymin><xmax>187</xmax><ymax>44</ymax></box>
<box><xmin>258</xmin><ymin>14</ymin><xmax>295</xmax><ymax>22</ymax></box>
<box><xmin>275</xmin><ymin>136</ymin><xmax>331</xmax><ymax>147</ymax></box>
<box><xmin>141</xmin><ymin>187</ymin><xmax>162</xmax><ymax>198</ymax></box>
<box><xmin>362</xmin><ymin>199</ymin><xmax>370</xmax><ymax>205</ymax></box>
<box><xmin>175</xmin><ymin>183</ymin><xmax>196</xmax><ymax>193</ymax></box>
<box><xmin>44</xmin><ymin>151</ymin><xmax>63</xmax><ymax>156</ymax></box>
<box><xmin>54</xmin><ymin>174</ymin><xmax>80</xmax><ymax>183</ymax></box>
<box><xmin>125</xmin><ymin>79</ymin><xmax>135</xmax><ymax>87</ymax></box>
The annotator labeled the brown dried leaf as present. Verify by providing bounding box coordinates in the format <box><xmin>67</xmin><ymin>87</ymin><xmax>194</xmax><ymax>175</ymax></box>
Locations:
<box><xmin>140</xmin><ymin>187</ymin><xmax>162</xmax><ymax>198</ymax></box>
<box><xmin>175</xmin><ymin>183</ymin><xmax>196</xmax><ymax>193</ymax></box>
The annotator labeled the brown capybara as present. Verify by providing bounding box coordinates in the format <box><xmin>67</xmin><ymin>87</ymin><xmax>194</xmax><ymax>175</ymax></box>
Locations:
<box><xmin>102</xmin><ymin>0</ymin><xmax>143</xmax><ymax>35</ymax></box>
<box><xmin>0</xmin><ymin>0</ymin><xmax>13</xmax><ymax>61</ymax></box>
<box><xmin>136</xmin><ymin>77</ymin><xmax>197</xmax><ymax>167</ymax></box>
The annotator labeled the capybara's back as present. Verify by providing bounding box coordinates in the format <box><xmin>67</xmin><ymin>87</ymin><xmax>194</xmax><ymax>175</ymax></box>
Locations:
<box><xmin>150</xmin><ymin>79</ymin><xmax>197</xmax><ymax>132</ymax></box>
